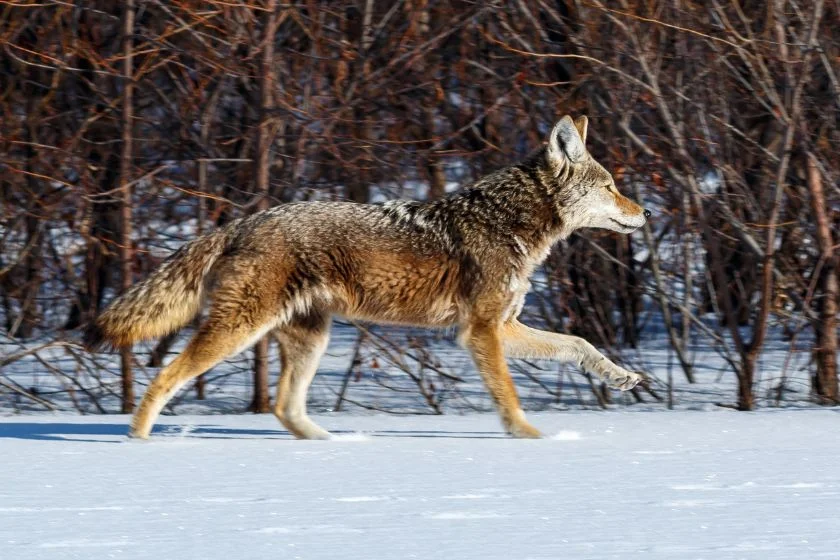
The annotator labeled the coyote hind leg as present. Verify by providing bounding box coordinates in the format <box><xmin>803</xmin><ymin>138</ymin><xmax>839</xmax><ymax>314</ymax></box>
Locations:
<box><xmin>129</xmin><ymin>311</ymin><xmax>278</xmax><ymax>439</ymax></box>
<box><xmin>273</xmin><ymin>311</ymin><xmax>331</xmax><ymax>440</ymax></box>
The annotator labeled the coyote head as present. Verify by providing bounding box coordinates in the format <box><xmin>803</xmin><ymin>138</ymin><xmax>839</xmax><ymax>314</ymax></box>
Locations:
<box><xmin>545</xmin><ymin>115</ymin><xmax>649</xmax><ymax>234</ymax></box>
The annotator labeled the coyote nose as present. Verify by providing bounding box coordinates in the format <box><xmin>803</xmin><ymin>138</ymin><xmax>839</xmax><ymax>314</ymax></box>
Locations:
<box><xmin>643</xmin><ymin>209</ymin><xmax>651</xmax><ymax>219</ymax></box>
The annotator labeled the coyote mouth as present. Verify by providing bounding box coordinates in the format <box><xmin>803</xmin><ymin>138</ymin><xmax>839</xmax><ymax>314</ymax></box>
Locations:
<box><xmin>609</xmin><ymin>218</ymin><xmax>640</xmax><ymax>230</ymax></box>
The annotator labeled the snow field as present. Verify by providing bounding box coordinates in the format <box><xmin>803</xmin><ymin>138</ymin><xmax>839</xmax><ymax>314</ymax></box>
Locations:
<box><xmin>2</xmin><ymin>409</ymin><xmax>839</xmax><ymax>559</ymax></box>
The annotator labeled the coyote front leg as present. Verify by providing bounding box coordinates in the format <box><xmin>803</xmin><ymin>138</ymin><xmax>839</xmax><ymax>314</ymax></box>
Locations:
<box><xmin>464</xmin><ymin>321</ymin><xmax>541</xmax><ymax>438</ymax></box>
<box><xmin>502</xmin><ymin>320</ymin><xmax>643</xmax><ymax>390</ymax></box>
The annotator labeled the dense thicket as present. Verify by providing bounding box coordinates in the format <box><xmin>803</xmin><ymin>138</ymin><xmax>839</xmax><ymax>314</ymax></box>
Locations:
<box><xmin>1</xmin><ymin>1</ymin><xmax>837</xmax><ymax>412</ymax></box>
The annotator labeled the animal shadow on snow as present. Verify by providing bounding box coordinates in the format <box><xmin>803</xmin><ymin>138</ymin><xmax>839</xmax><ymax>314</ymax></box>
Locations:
<box><xmin>0</xmin><ymin>422</ymin><xmax>129</xmax><ymax>443</ymax></box>
<box><xmin>0</xmin><ymin>422</ymin><xmax>506</xmax><ymax>442</ymax></box>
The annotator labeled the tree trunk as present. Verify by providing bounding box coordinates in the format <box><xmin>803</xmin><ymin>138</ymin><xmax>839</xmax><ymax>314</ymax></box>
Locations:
<box><xmin>637</xmin><ymin>185</ymin><xmax>694</xmax><ymax>382</ymax></box>
<box><xmin>738</xmin><ymin>356</ymin><xmax>756</xmax><ymax>411</ymax></box>
<box><xmin>249</xmin><ymin>0</ymin><xmax>278</xmax><ymax>414</ymax></box>
<box><xmin>119</xmin><ymin>0</ymin><xmax>136</xmax><ymax>414</ymax></box>
<box><xmin>806</xmin><ymin>154</ymin><xmax>838</xmax><ymax>403</ymax></box>
<box><xmin>193</xmin><ymin>77</ymin><xmax>224</xmax><ymax>401</ymax></box>
<box><xmin>14</xmin><ymin>213</ymin><xmax>41</xmax><ymax>339</ymax></box>
<box><xmin>10</xmin><ymin>101</ymin><xmax>44</xmax><ymax>339</ymax></box>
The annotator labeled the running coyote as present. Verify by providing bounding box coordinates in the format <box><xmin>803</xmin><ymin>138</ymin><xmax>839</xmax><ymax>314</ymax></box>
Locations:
<box><xmin>86</xmin><ymin>115</ymin><xmax>650</xmax><ymax>439</ymax></box>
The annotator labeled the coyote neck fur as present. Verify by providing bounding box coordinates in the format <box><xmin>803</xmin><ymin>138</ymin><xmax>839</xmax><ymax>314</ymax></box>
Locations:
<box><xmin>386</xmin><ymin>147</ymin><xmax>568</xmax><ymax>277</ymax></box>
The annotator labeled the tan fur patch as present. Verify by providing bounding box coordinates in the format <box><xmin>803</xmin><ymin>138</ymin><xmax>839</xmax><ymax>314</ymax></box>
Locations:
<box><xmin>614</xmin><ymin>191</ymin><xmax>644</xmax><ymax>216</ymax></box>
<box><xmin>335</xmin><ymin>251</ymin><xmax>460</xmax><ymax>326</ymax></box>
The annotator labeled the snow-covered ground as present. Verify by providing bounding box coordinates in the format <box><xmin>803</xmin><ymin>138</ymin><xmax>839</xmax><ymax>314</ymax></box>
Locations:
<box><xmin>2</xmin><ymin>410</ymin><xmax>839</xmax><ymax>559</ymax></box>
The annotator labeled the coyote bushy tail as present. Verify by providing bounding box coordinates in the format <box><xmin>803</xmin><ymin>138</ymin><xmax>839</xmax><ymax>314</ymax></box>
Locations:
<box><xmin>83</xmin><ymin>230</ymin><xmax>228</xmax><ymax>350</ymax></box>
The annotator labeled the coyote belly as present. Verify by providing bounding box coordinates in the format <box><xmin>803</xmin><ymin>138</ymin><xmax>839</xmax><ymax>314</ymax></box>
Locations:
<box><xmin>85</xmin><ymin>115</ymin><xmax>649</xmax><ymax>440</ymax></box>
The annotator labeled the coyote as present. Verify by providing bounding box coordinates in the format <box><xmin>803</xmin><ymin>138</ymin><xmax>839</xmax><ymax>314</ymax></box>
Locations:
<box><xmin>86</xmin><ymin>115</ymin><xmax>650</xmax><ymax>439</ymax></box>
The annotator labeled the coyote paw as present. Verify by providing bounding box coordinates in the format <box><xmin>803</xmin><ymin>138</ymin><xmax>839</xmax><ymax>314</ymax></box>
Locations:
<box><xmin>508</xmin><ymin>422</ymin><xmax>542</xmax><ymax>439</ymax></box>
<box><xmin>126</xmin><ymin>430</ymin><xmax>150</xmax><ymax>441</ymax></box>
<box><xmin>607</xmin><ymin>369</ymin><xmax>644</xmax><ymax>391</ymax></box>
<box><xmin>502</xmin><ymin>409</ymin><xmax>542</xmax><ymax>438</ymax></box>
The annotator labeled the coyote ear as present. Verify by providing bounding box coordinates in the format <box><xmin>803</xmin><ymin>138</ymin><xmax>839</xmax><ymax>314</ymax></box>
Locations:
<box><xmin>573</xmin><ymin>115</ymin><xmax>588</xmax><ymax>145</ymax></box>
<box><xmin>547</xmin><ymin>115</ymin><xmax>586</xmax><ymax>166</ymax></box>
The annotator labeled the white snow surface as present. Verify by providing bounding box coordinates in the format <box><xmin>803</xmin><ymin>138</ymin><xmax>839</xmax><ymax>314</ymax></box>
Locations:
<box><xmin>2</xmin><ymin>410</ymin><xmax>839</xmax><ymax>559</ymax></box>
